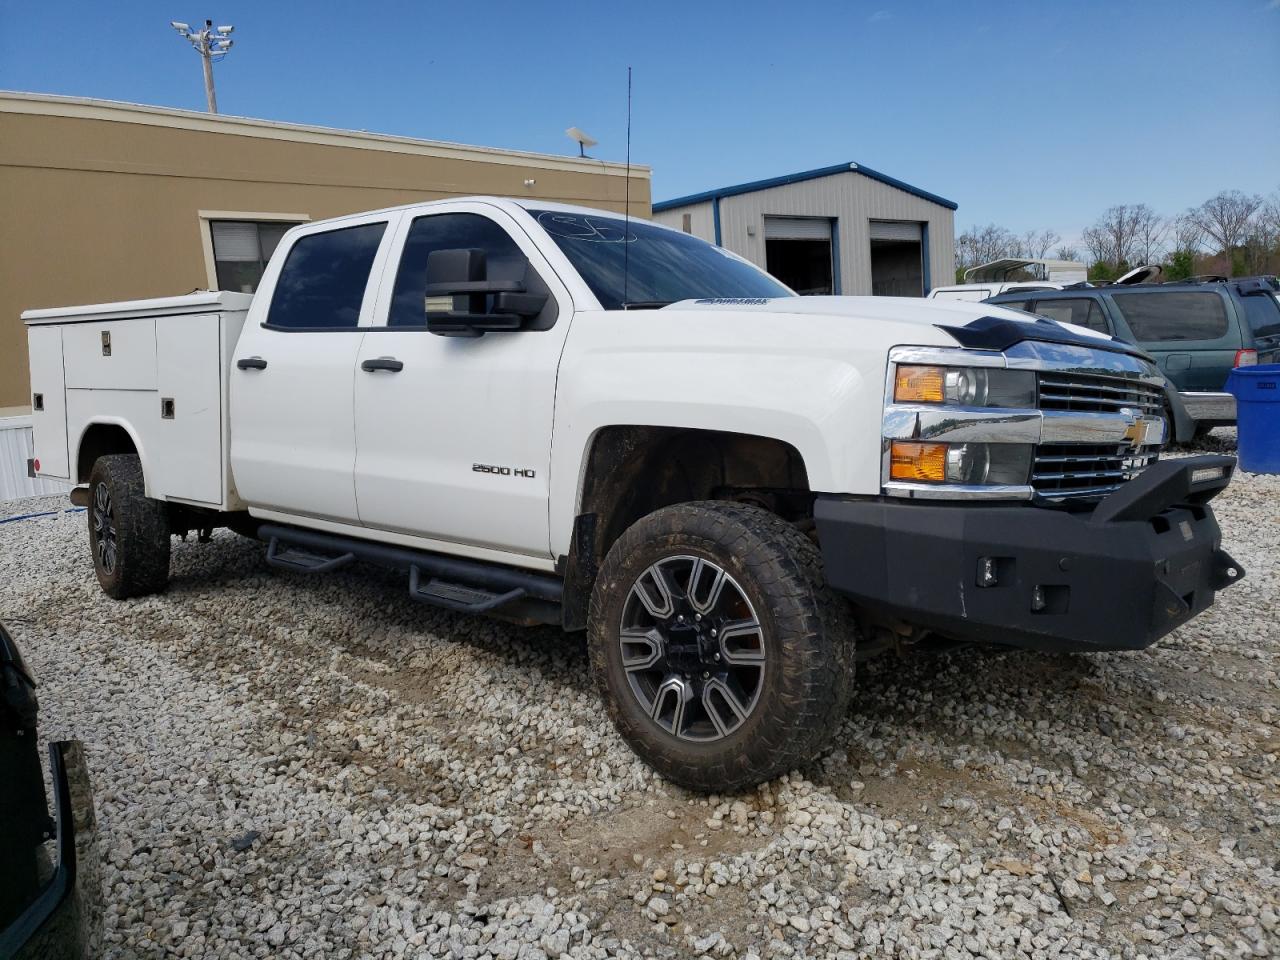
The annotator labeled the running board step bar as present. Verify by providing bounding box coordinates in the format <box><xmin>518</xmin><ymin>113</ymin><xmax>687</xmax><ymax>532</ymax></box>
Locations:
<box><xmin>265</xmin><ymin>537</ymin><xmax>356</xmax><ymax>574</ymax></box>
<box><xmin>408</xmin><ymin>567</ymin><xmax>526</xmax><ymax>614</ymax></box>
<box><xmin>257</xmin><ymin>523</ymin><xmax>562</xmax><ymax>621</ymax></box>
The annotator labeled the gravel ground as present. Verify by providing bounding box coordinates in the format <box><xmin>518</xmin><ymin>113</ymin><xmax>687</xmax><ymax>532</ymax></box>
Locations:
<box><xmin>1</xmin><ymin>430</ymin><xmax>1276</xmax><ymax>960</ymax></box>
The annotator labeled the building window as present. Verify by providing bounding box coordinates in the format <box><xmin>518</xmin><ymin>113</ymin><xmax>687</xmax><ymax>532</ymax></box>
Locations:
<box><xmin>211</xmin><ymin>220</ymin><xmax>302</xmax><ymax>292</ymax></box>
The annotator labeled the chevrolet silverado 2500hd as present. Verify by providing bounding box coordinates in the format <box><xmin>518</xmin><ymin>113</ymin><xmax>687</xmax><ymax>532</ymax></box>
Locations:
<box><xmin>24</xmin><ymin>198</ymin><xmax>1244</xmax><ymax>791</ymax></box>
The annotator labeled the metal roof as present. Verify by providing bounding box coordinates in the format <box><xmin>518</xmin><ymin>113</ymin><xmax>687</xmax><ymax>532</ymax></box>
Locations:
<box><xmin>652</xmin><ymin>161</ymin><xmax>957</xmax><ymax>212</ymax></box>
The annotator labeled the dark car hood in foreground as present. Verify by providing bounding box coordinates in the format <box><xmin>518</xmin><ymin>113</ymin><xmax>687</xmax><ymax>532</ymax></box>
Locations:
<box><xmin>0</xmin><ymin>624</ymin><xmax>101</xmax><ymax>960</ymax></box>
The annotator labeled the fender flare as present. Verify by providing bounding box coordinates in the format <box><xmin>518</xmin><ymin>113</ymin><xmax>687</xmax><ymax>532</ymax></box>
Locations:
<box><xmin>74</xmin><ymin>418</ymin><xmax>153</xmax><ymax>497</ymax></box>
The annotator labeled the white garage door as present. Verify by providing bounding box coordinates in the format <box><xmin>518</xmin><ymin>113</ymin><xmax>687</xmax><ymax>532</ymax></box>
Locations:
<box><xmin>869</xmin><ymin>220</ymin><xmax>922</xmax><ymax>241</ymax></box>
<box><xmin>763</xmin><ymin>216</ymin><xmax>833</xmax><ymax>241</ymax></box>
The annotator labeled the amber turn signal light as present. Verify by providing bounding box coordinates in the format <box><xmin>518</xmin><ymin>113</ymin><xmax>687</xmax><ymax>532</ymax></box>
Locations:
<box><xmin>889</xmin><ymin>441</ymin><xmax>948</xmax><ymax>482</ymax></box>
<box><xmin>894</xmin><ymin>365</ymin><xmax>945</xmax><ymax>403</ymax></box>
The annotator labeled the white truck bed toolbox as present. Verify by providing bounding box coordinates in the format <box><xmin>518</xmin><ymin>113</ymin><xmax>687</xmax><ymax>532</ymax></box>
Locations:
<box><xmin>23</xmin><ymin>291</ymin><xmax>254</xmax><ymax>510</ymax></box>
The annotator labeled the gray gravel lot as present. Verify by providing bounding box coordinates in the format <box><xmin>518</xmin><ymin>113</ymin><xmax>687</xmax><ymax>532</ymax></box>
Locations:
<box><xmin>1</xmin><ymin>431</ymin><xmax>1276</xmax><ymax>959</ymax></box>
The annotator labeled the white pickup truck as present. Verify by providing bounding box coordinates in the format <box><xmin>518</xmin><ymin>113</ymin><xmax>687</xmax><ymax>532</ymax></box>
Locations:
<box><xmin>24</xmin><ymin>198</ymin><xmax>1244</xmax><ymax>791</ymax></box>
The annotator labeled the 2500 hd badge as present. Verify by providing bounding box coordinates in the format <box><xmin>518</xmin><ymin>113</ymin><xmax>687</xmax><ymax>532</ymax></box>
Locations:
<box><xmin>473</xmin><ymin>463</ymin><xmax>536</xmax><ymax>478</ymax></box>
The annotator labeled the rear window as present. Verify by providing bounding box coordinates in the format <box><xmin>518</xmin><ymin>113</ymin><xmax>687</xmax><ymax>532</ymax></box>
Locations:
<box><xmin>1240</xmin><ymin>292</ymin><xmax>1280</xmax><ymax>339</ymax></box>
<box><xmin>1032</xmin><ymin>297</ymin><xmax>1109</xmax><ymax>334</ymax></box>
<box><xmin>1110</xmin><ymin>291</ymin><xmax>1228</xmax><ymax>342</ymax></box>
<box><xmin>267</xmin><ymin>223</ymin><xmax>387</xmax><ymax>329</ymax></box>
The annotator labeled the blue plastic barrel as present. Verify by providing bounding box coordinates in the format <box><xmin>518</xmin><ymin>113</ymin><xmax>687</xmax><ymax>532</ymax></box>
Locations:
<box><xmin>1226</xmin><ymin>363</ymin><xmax>1280</xmax><ymax>474</ymax></box>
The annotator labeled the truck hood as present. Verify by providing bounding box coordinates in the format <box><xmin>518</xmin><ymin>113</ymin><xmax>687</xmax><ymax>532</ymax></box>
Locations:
<box><xmin>665</xmin><ymin>295</ymin><xmax>1147</xmax><ymax>359</ymax></box>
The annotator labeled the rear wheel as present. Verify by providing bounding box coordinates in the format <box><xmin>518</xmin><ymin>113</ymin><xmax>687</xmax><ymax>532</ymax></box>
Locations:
<box><xmin>87</xmin><ymin>455</ymin><xmax>170</xmax><ymax>599</ymax></box>
<box><xmin>589</xmin><ymin>501</ymin><xmax>857</xmax><ymax>792</ymax></box>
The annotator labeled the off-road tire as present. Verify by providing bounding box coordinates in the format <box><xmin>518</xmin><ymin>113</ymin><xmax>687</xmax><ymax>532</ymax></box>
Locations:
<box><xmin>589</xmin><ymin>501</ymin><xmax>857</xmax><ymax>792</ymax></box>
<box><xmin>87</xmin><ymin>454</ymin><xmax>171</xmax><ymax>599</ymax></box>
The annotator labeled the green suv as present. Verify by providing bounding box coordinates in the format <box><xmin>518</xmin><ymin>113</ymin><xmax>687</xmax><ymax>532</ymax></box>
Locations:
<box><xmin>988</xmin><ymin>277</ymin><xmax>1280</xmax><ymax>435</ymax></box>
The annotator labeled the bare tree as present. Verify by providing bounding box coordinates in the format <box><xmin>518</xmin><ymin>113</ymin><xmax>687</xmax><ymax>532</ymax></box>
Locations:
<box><xmin>1086</xmin><ymin>205</ymin><xmax>1148</xmax><ymax>268</ymax></box>
<box><xmin>1241</xmin><ymin>194</ymin><xmax>1280</xmax><ymax>275</ymax></box>
<box><xmin>1130</xmin><ymin>205</ymin><xmax>1167</xmax><ymax>264</ymax></box>
<box><xmin>1081</xmin><ymin>225</ymin><xmax>1114</xmax><ymax>266</ymax></box>
<box><xmin>1015</xmin><ymin>229</ymin><xmax>1061</xmax><ymax>259</ymax></box>
<box><xmin>1053</xmin><ymin>245</ymin><xmax>1080</xmax><ymax>262</ymax></box>
<box><xmin>955</xmin><ymin>223</ymin><xmax>1018</xmax><ymax>273</ymax></box>
<box><xmin>1170</xmin><ymin>213</ymin><xmax>1204</xmax><ymax>255</ymax></box>
<box><xmin>1189</xmin><ymin>190</ymin><xmax>1264</xmax><ymax>266</ymax></box>
<box><xmin>1164</xmin><ymin>213</ymin><xmax>1205</xmax><ymax>280</ymax></box>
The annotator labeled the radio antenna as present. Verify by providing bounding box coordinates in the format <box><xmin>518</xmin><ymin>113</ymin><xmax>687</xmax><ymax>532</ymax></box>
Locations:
<box><xmin>623</xmin><ymin>65</ymin><xmax>632</xmax><ymax>307</ymax></box>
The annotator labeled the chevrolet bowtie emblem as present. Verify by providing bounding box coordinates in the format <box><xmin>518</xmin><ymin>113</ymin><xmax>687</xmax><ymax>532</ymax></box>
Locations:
<box><xmin>1122</xmin><ymin>420</ymin><xmax>1146</xmax><ymax>445</ymax></box>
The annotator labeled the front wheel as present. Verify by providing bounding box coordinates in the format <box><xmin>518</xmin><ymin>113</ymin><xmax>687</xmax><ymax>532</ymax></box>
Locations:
<box><xmin>87</xmin><ymin>454</ymin><xmax>171</xmax><ymax>599</ymax></box>
<box><xmin>588</xmin><ymin>502</ymin><xmax>857</xmax><ymax>792</ymax></box>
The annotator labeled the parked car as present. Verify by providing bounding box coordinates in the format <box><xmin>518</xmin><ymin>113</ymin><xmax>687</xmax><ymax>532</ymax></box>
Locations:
<box><xmin>24</xmin><ymin>198</ymin><xmax>1245</xmax><ymax>791</ymax></box>
<box><xmin>929</xmin><ymin>280</ymin><xmax>1071</xmax><ymax>302</ymax></box>
<box><xmin>987</xmin><ymin>277</ymin><xmax>1280</xmax><ymax>435</ymax></box>
<box><xmin>931</xmin><ymin>263</ymin><xmax>1165</xmax><ymax>303</ymax></box>
<box><xmin>0</xmin><ymin>623</ymin><xmax>101</xmax><ymax>959</ymax></box>
<box><xmin>928</xmin><ymin>256</ymin><xmax>1089</xmax><ymax>301</ymax></box>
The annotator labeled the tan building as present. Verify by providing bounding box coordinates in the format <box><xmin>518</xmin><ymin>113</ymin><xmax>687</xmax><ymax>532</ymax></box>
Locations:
<box><xmin>0</xmin><ymin>91</ymin><xmax>651</xmax><ymax>414</ymax></box>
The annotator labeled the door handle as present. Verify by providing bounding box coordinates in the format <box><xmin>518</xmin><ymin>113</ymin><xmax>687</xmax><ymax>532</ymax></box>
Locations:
<box><xmin>361</xmin><ymin>357</ymin><xmax>404</xmax><ymax>373</ymax></box>
<box><xmin>237</xmin><ymin>357</ymin><xmax>268</xmax><ymax>370</ymax></box>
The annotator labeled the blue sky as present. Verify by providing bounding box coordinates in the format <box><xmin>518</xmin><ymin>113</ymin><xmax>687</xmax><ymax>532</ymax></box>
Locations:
<box><xmin>2</xmin><ymin>0</ymin><xmax>1277</xmax><ymax>246</ymax></box>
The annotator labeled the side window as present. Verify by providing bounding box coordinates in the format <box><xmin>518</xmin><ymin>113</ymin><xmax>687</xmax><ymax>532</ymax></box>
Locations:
<box><xmin>266</xmin><ymin>222</ymin><xmax>387</xmax><ymax>330</ymax></box>
<box><xmin>389</xmin><ymin>213</ymin><xmax>541</xmax><ymax>327</ymax></box>
<box><xmin>1239</xmin><ymin>290</ymin><xmax>1280</xmax><ymax>340</ymax></box>
<box><xmin>995</xmin><ymin>298</ymin><xmax>1033</xmax><ymax>312</ymax></box>
<box><xmin>1033</xmin><ymin>298</ymin><xmax>1109</xmax><ymax>333</ymax></box>
<box><xmin>1111</xmin><ymin>292</ymin><xmax>1228</xmax><ymax>342</ymax></box>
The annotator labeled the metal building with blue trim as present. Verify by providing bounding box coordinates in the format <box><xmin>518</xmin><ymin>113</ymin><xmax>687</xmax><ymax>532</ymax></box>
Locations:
<box><xmin>651</xmin><ymin>161</ymin><xmax>956</xmax><ymax>298</ymax></box>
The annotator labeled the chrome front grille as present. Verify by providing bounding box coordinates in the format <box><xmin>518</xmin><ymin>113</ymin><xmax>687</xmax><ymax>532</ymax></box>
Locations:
<box><xmin>1037</xmin><ymin>372</ymin><xmax>1164</xmax><ymax>417</ymax></box>
<box><xmin>1033</xmin><ymin>372</ymin><xmax>1166</xmax><ymax>500</ymax></box>
<box><xmin>1031</xmin><ymin>443</ymin><xmax>1161</xmax><ymax>499</ymax></box>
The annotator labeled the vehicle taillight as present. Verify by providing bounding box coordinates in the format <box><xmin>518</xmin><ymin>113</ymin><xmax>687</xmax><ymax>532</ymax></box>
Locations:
<box><xmin>1234</xmin><ymin>349</ymin><xmax>1258</xmax><ymax>368</ymax></box>
<box><xmin>33</xmin><ymin>458</ymin><xmax>41</xmax><ymax>473</ymax></box>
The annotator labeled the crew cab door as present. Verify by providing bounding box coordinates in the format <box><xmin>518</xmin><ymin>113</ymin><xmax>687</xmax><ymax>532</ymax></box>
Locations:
<box><xmin>230</xmin><ymin>215</ymin><xmax>394</xmax><ymax>523</ymax></box>
<box><xmin>352</xmin><ymin>204</ymin><xmax>573</xmax><ymax>563</ymax></box>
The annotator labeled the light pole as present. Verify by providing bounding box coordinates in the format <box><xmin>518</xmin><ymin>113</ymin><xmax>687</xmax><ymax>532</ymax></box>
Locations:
<box><xmin>169</xmin><ymin>19</ymin><xmax>234</xmax><ymax>113</ymax></box>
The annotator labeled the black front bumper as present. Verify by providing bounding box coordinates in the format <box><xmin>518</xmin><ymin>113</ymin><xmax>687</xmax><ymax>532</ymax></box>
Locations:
<box><xmin>815</xmin><ymin>456</ymin><xmax>1244</xmax><ymax>653</ymax></box>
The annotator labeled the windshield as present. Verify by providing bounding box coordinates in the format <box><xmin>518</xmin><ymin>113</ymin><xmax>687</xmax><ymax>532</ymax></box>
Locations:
<box><xmin>528</xmin><ymin>209</ymin><xmax>793</xmax><ymax>309</ymax></box>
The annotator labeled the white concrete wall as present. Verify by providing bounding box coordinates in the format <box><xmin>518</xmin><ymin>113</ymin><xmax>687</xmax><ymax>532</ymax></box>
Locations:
<box><xmin>1</xmin><ymin>417</ymin><xmax>71</xmax><ymax>502</ymax></box>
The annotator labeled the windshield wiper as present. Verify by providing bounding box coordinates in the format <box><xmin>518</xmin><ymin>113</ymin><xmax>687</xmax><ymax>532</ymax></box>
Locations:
<box><xmin>621</xmin><ymin>301</ymin><xmax>673</xmax><ymax>310</ymax></box>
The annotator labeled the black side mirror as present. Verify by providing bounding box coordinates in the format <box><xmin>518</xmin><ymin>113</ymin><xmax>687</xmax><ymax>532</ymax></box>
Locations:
<box><xmin>424</xmin><ymin>248</ymin><xmax>548</xmax><ymax>338</ymax></box>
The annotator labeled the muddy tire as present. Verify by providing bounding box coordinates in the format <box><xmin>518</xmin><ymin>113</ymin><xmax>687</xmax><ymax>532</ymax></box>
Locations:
<box><xmin>589</xmin><ymin>501</ymin><xmax>857</xmax><ymax>792</ymax></box>
<box><xmin>87</xmin><ymin>455</ymin><xmax>170</xmax><ymax>599</ymax></box>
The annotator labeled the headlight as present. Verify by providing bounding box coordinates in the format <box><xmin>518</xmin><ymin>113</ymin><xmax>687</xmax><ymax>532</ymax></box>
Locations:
<box><xmin>890</xmin><ymin>441</ymin><xmax>1032</xmax><ymax>485</ymax></box>
<box><xmin>894</xmin><ymin>365</ymin><xmax>1035</xmax><ymax>407</ymax></box>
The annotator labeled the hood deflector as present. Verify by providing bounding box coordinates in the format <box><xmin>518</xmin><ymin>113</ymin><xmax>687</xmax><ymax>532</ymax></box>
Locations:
<box><xmin>936</xmin><ymin>315</ymin><xmax>1153</xmax><ymax>360</ymax></box>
